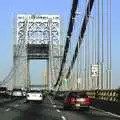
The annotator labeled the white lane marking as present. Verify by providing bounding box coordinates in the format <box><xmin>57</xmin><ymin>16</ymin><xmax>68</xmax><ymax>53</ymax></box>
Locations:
<box><xmin>56</xmin><ymin>109</ymin><xmax>61</xmax><ymax>113</ymax></box>
<box><xmin>53</xmin><ymin>105</ymin><xmax>56</xmax><ymax>108</ymax></box>
<box><xmin>90</xmin><ymin>106</ymin><xmax>120</xmax><ymax>118</ymax></box>
<box><xmin>90</xmin><ymin>106</ymin><xmax>105</xmax><ymax>112</ymax></box>
<box><xmin>14</xmin><ymin>104</ymin><xmax>19</xmax><ymax>107</ymax></box>
<box><xmin>61</xmin><ymin>116</ymin><xmax>66</xmax><ymax>120</ymax></box>
<box><xmin>105</xmin><ymin>112</ymin><xmax>120</xmax><ymax>118</ymax></box>
<box><xmin>5</xmin><ymin>108</ymin><xmax>11</xmax><ymax>112</ymax></box>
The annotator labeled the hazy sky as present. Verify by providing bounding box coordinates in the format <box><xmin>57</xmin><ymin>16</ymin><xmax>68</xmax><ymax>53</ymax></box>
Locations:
<box><xmin>0</xmin><ymin>0</ymin><xmax>71</xmax><ymax>85</ymax></box>
<box><xmin>0</xmin><ymin>0</ymin><xmax>120</xmax><ymax>88</ymax></box>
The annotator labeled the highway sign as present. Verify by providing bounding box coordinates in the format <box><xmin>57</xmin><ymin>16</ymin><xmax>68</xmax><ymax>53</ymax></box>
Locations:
<box><xmin>91</xmin><ymin>64</ymin><xmax>99</xmax><ymax>77</ymax></box>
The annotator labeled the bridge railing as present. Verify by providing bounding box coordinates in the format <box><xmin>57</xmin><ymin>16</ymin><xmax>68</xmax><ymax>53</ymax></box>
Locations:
<box><xmin>50</xmin><ymin>89</ymin><xmax>120</xmax><ymax>103</ymax></box>
<box><xmin>86</xmin><ymin>89</ymin><xmax>120</xmax><ymax>103</ymax></box>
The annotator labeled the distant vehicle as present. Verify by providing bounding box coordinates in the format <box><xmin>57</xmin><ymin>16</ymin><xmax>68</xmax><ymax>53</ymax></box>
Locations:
<box><xmin>11</xmin><ymin>88</ymin><xmax>23</xmax><ymax>98</ymax></box>
<box><xmin>49</xmin><ymin>90</ymin><xmax>55</xmax><ymax>96</ymax></box>
<box><xmin>22</xmin><ymin>90</ymin><xmax>26</xmax><ymax>97</ymax></box>
<box><xmin>0</xmin><ymin>87</ymin><xmax>7</xmax><ymax>97</ymax></box>
<box><xmin>54</xmin><ymin>91</ymin><xmax>65</xmax><ymax>100</ymax></box>
<box><xmin>63</xmin><ymin>91</ymin><xmax>92</xmax><ymax>110</ymax></box>
<box><xmin>6</xmin><ymin>90</ymin><xmax>12</xmax><ymax>97</ymax></box>
<box><xmin>26</xmin><ymin>90</ymin><xmax>43</xmax><ymax>103</ymax></box>
<box><xmin>41</xmin><ymin>90</ymin><xmax>46</xmax><ymax>99</ymax></box>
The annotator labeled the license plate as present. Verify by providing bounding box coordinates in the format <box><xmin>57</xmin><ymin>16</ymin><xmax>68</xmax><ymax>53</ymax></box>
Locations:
<box><xmin>75</xmin><ymin>104</ymin><xmax>80</xmax><ymax>107</ymax></box>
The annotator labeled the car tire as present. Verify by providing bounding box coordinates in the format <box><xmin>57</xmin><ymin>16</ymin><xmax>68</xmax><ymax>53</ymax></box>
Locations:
<box><xmin>83</xmin><ymin>107</ymin><xmax>90</xmax><ymax>111</ymax></box>
<box><xmin>26</xmin><ymin>100</ymin><xmax>29</xmax><ymax>103</ymax></box>
<box><xmin>63</xmin><ymin>105</ymin><xmax>69</xmax><ymax>110</ymax></box>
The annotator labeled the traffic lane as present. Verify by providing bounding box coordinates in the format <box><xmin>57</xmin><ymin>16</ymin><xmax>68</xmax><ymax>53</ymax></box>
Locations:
<box><xmin>60</xmin><ymin>108</ymin><xmax>120</xmax><ymax>120</ymax></box>
<box><xmin>0</xmin><ymin>96</ymin><xmax>11</xmax><ymax>103</ymax></box>
<box><xmin>0</xmin><ymin>97</ymin><xmax>63</xmax><ymax>120</ymax></box>
<box><xmin>0</xmin><ymin>97</ymin><xmax>24</xmax><ymax>108</ymax></box>
<box><xmin>0</xmin><ymin>98</ymin><xmax>29</xmax><ymax>120</ymax></box>
<box><xmin>1</xmin><ymin>96</ymin><xmax>119</xmax><ymax>120</ymax></box>
<box><xmin>23</xmin><ymin>97</ymin><xmax>62</xmax><ymax>120</ymax></box>
<box><xmin>49</xmin><ymin>97</ymin><xmax>120</xmax><ymax>120</ymax></box>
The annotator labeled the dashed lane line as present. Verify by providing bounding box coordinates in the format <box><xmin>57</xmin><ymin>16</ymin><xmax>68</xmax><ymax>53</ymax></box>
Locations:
<box><xmin>61</xmin><ymin>116</ymin><xmax>66</xmax><ymax>120</ymax></box>
<box><xmin>56</xmin><ymin>109</ymin><xmax>61</xmax><ymax>113</ymax></box>
<box><xmin>53</xmin><ymin>105</ymin><xmax>56</xmax><ymax>108</ymax></box>
<box><xmin>48</xmin><ymin>96</ymin><xmax>67</xmax><ymax>120</ymax></box>
<box><xmin>90</xmin><ymin>106</ymin><xmax>105</xmax><ymax>112</ymax></box>
<box><xmin>5</xmin><ymin>108</ymin><xmax>11</xmax><ymax>112</ymax></box>
<box><xmin>14</xmin><ymin>104</ymin><xmax>19</xmax><ymax>107</ymax></box>
<box><xmin>105</xmin><ymin>111</ymin><xmax>120</xmax><ymax>118</ymax></box>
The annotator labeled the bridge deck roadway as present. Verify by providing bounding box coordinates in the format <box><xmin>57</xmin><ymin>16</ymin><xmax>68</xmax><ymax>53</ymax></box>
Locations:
<box><xmin>0</xmin><ymin>96</ymin><xmax>119</xmax><ymax>120</ymax></box>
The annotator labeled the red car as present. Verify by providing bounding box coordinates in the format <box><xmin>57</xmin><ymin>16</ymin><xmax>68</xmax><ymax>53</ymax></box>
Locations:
<box><xmin>63</xmin><ymin>92</ymin><xmax>92</xmax><ymax>110</ymax></box>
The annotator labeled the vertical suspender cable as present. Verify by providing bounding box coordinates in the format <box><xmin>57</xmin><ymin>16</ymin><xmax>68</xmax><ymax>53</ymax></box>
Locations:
<box><xmin>92</xmin><ymin>10</ymin><xmax>94</xmax><ymax>89</ymax></box>
<box><xmin>109</xmin><ymin>0</ymin><xmax>112</xmax><ymax>89</ymax></box>
<box><xmin>70</xmin><ymin>34</ymin><xmax>72</xmax><ymax>90</ymax></box>
<box><xmin>84</xmin><ymin>38</ymin><xmax>86</xmax><ymax>89</ymax></box>
<box><xmin>94</xmin><ymin>1</ymin><xmax>97</xmax><ymax>88</ymax></box>
<box><xmin>83</xmin><ymin>38</ymin><xmax>85</xmax><ymax>89</ymax></box>
<box><xmin>81</xmin><ymin>39</ymin><xmax>83</xmax><ymax>89</ymax></box>
<box><xmin>85</xmin><ymin>0</ymin><xmax>87</xmax><ymax>89</ymax></box>
<box><xmin>77</xmin><ymin>42</ymin><xmax>79</xmax><ymax>90</ymax></box>
<box><xmin>95</xmin><ymin>1</ymin><xmax>97</xmax><ymax>65</ymax></box>
<box><xmin>85</xmin><ymin>42</ymin><xmax>86</xmax><ymax>89</ymax></box>
<box><xmin>97</xmin><ymin>0</ymin><xmax>100</xmax><ymax>89</ymax></box>
<box><xmin>92</xmin><ymin>17</ymin><xmax>94</xmax><ymax>64</ymax></box>
<box><xmin>87</xmin><ymin>0</ymin><xmax>90</xmax><ymax>90</ymax></box>
<box><xmin>106</xmin><ymin>0</ymin><xmax>109</xmax><ymax>89</ymax></box>
<box><xmin>101</xmin><ymin>0</ymin><xmax>104</xmax><ymax>89</ymax></box>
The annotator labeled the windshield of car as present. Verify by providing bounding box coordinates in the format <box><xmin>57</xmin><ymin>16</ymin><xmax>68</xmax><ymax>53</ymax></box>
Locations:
<box><xmin>68</xmin><ymin>92</ymin><xmax>88</xmax><ymax>98</ymax></box>
<box><xmin>28</xmin><ymin>90</ymin><xmax>41</xmax><ymax>93</ymax></box>
<box><xmin>12</xmin><ymin>89</ymin><xmax>22</xmax><ymax>91</ymax></box>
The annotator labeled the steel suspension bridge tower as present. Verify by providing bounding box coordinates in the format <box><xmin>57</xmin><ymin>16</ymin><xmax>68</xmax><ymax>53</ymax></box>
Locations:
<box><xmin>13</xmin><ymin>14</ymin><xmax>62</xmax><ymax>90</ymax></box>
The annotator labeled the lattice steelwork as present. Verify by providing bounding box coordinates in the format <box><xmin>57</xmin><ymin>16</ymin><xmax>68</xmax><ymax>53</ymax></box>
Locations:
<box><xmin>13</xmin><ymin>15</ymin><xmax>61</xmax><ymax>90</ymax></box>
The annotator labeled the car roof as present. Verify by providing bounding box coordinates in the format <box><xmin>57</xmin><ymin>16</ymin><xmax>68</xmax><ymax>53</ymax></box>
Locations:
<box><xmin>66</xmin><ymin>91</ymin><xmax>88</xmax><ymax>98</ymax></box>
<box><xmin>12</xmin><ymin>88</ymin><xmax>22</xmax><ymax>91</ymax></box>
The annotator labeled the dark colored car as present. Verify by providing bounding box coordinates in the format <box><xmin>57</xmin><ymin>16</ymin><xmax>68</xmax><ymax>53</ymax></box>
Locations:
<box><xmin>63</xmin><ymin>91</ymin><xmax>92</xmax><ymax>110</ymax></box>
<box><xmin>0</xmin><ymin>87</ymin><xmax>7</xmax><ymax>97</ymax></box>
<box><xmin>54</xmin><ymin>91</ymin><xmax>65</xmax><ymax>100</ymax></box>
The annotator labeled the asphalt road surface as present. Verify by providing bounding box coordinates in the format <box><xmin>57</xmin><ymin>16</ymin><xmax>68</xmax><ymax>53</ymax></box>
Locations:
<box><xmin>0</xmin><ymin>96</ymin><xmax>120</xmax><ymax>120</ymax></box>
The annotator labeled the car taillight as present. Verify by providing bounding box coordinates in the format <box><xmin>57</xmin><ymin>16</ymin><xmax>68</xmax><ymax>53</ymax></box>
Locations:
<box><xmin>64</xmin><ymin>98</ymin><xmax>71</xmax><ymax>104</ymax></box>
<box><xmin>70</xmin><ymin>98</ymin><xmax>76</xmax><ymax>104</ymax></box>
<box><xmin>88</xmin><ymin>97</ymin><xmax>93</xmax><ymax>102</ymax></box>
<box><xmin>83</xmin><ymin>98</ymin><xmax>91</xmax><ymax>105</ymax></box>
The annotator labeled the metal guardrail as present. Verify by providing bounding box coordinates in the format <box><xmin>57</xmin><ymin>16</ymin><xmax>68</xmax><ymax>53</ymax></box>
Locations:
<box><xmin>52</xmin><ymin>89</ymin><xmax>120</xmax><ymax>103</ymax></box>
<box><xmin>86</xmin><ymin>89</ymin><xmax>120</xmax><ymax>103</ymax></box>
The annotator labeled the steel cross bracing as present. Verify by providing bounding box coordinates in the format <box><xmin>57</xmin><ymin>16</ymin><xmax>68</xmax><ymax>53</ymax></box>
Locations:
<box><xmin>12</xmin><ymin>15</ymin><xmax>61</xmax><ymax>90</ymax></box>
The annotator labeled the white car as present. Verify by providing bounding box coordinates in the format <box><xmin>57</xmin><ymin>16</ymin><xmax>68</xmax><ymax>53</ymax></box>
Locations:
<box><xmin>11</xmin><ymin>89</ymin><xmax>23</xmax><ymax>97</ymax></box>
<box><xmin>26</xmin><ymin>90</ymin><xmax>43</xmax><ymax>103</ymax></box>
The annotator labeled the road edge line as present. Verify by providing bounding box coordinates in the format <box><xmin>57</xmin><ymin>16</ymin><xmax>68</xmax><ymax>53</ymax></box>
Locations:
<box><xmin>90</xmin><ymin>106</ymin><xmax>120</xmax><ymax>118</ymax></box>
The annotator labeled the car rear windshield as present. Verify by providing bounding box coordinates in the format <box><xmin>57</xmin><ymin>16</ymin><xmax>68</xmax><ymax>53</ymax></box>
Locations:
<box><xmin>68</xmin><ymin>92</ymin><xmax>88</xmax><ymax>98</ymax></box>
<box><xmin>13</xmin><ymin>89</ymin><xmax>22</xmax><ymax>91</ymax></box>
<box><xmin>28</xmin><ymin>90</ymin><xmax>41</xmax><ymax>93</ymax></box>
